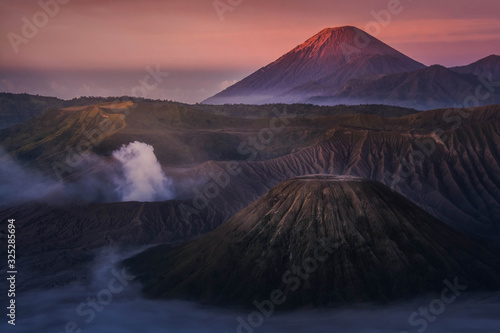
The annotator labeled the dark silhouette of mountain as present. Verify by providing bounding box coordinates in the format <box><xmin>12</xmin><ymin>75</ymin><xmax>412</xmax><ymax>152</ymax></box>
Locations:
<box><xmin>3</xmin><ymin>101</ymin><xmax>499</xmax><ymax>237</ymax></box>
<box><xmin>203</xmin><ymin>27</ymin><xmax>500</xmax><ymax>109</ymax></box>
<box><xmin>0</xmin><ymin>99</ymin><xmax>416</xmax><ymax>173</ymax></box>
<box><xmin>124</xmin><ymin>175</ymin><xmax>500</xmax><ymax>307</ymax></box>
<box><xmin>0</xmin><ymin>93</ymin><xmax>65</xmax><ymax>129</ymax></box>
<box><xmin>203</xmin><ymin>26</ymin><xmax>425</xmax><ymax>105</ymax></box>
<box><xmin>0</xmin><ymin>198</ymin><xmax>229</xmax><ymax>290</ymax></box>
<box><xmin>451</xmin><ymin>55</ymin><xmax>500</xmax><ymax>80</ymax></box>
<box><xmin>2</xmin><ymin>100</ymin><xmax>500</xmax><ymax>291</ymax></box>
<box><xmin>193</xmin><ymin>103</ymin><xmax>418</xmax><ymax>118</ymax></box>
<box><xmin>0</xmin><ymin>93</ymin><xmax>183</xmax><ymax>130</ymax></box>
<box><xmin>308</xmin><ymin>65</ymin><xmax>500</xmax><ymax>109</ymax></box>
<box><xmin>182</xmin><ymin>105</ymin><xmax>500</xmax><ymax>239</ymax></box>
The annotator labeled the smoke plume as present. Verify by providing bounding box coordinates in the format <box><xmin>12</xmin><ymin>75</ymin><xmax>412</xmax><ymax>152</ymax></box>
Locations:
<box><xmin>0</xmin><ymin>141</ymin><xmax>175</xmax><ymax>207</ymax></box>
<box><xmin>112</xmin><ymin>141</ymin><xmax>174</xmax><ymax>202</ymax></box>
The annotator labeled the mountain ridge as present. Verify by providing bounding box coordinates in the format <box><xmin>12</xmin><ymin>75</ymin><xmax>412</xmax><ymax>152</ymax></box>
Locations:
<box><xmin>308</xmin><ymin>64</ymin><xmax>500</xmax><ymax>109</ymax></box>
<box><xmin>203</xmin><ymin>26</ymin><xmax>425</xmax><ymax>105</ymax></box>
<box><xmin>203</xmin><ymin>26</ymin><xmax>500</xmax><ymax>108</ymax></box>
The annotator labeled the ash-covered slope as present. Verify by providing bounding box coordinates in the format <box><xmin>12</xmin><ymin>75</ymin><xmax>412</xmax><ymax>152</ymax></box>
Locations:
<box><xmin>185</xmin><ymin>105</ymin><xmax>500</xmax><ymax>238</ymax></box>
<box><xmin>0</xmin><ymin>197</ymin><xmax>231</xmax><ymax>290</ymax></box>
<box><xmin>124</xmin><ymin>175</ymin><xmax>500</xmax><ymax>307</ymax></box>
<box><xmin>203</xmin><ymin>26</ymin><xmax>424</xmax><ymax>105</ymax></box>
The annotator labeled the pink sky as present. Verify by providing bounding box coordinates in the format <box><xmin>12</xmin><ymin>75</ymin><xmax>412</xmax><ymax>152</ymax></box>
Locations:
<box><xmin>1</xmin><ymin>0</ymin><xmax>499</xmax><ymax>102</ymax></box>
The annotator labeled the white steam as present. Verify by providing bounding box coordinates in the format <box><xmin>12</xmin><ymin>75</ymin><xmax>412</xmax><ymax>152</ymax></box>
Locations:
<box><xmin>0</xmin><ymin>141</ymin><xmax>175</xmax><ymax>207</ymax></box>
<box><xmin>112</xmin><ymin>141</ymin><xmax>174</xmax><ymax>202</ymax></box>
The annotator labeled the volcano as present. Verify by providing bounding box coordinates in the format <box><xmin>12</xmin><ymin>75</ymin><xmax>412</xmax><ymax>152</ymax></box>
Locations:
<box><xmin>124</xmin><ymin>175</ymin><xmax>500</xmax><ymax>308</ymax></box>
<box><xmin>203</xmin><ymin>26</ymin><xmax>425</xmax><ymax>105</ymax></box>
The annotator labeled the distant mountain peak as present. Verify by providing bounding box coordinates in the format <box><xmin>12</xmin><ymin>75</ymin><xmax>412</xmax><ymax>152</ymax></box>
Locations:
<box><xmin>203</xmin><ymin>26</ymin><xmax>424</xmax><ymax>105</ymax></box>
<box><xmin>426</xmin><ymin>64</ymin><xmax>450</xmax><ymax>72</ymax></box>
<box><xmin>319</xmin><ymin>25</ymin><xmax>359</xmax><ymax>32</ymax></box>
<box><xmin>485</xmin><ymin>54</ymin><xmax>500</xmax><ymax>59</ymax></box>
<box><xmin>462</xmin><ymin>54</ymin><xmax>500</xmax><ymax>67</ymax></box>
<box><xmin>311</xmin><ymin>25</ymin><xmax>366</xmax><ymax>40</ymax></box>
<box><xmin>475</xmin><ymin>54</ymin><xmax>500</xmax><ymax>65</ymax></box>
<box><xmin>291</xmin><ymin>25</ymin><xmax>402</xmax><ymax>60</ymax></box>
<box><xmin>302</xmin><ymin>26</ymin><xmax>363</xmax><ymax>45</ymax></box>
<box><xmin>450</xmin><ymin>54</ymin><xmax>500</xmax><ymax>81</ymax></box>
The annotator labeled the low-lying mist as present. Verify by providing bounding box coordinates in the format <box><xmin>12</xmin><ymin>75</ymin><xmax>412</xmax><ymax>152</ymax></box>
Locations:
<box><xmin>1</xmin><ymin>247</ymin><xmax>499</xmax><ymax>333</ymax></box>
<box><xmin>0</xmin><ymin>141</ymin><xmax>175</xmax><ymax>207</ymax></box>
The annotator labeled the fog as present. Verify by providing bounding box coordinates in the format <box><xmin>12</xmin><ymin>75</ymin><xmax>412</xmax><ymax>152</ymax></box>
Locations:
<box><xmin>0</xmin><ymin>148</ymin><xmax>65</xmax><ymax>207</ymax></box>
<box><xmin>0</xmin><ymin>142</ymin><xmax>175</xmax><ymax>207</ymax></box>
<box><xmin>0</xmin><ymin>68</ymin><xmax>251</xmax><ymax>104</ymax></box>
<box><xmin>1</xmin><ymin>247</ymin><xmax>499</xmax><ymax>333</ymax></box>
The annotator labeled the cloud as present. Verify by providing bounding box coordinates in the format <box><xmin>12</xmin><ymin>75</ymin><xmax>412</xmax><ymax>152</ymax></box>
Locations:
<box><xmin>0</xmin><ymin>148</ymin><xmax>63</xmax><ymax>207</ymax></box>
<box><xmin>380</xmin><ymin>19</ymin><xmax>500</xmax><ymax>43</ymax></box>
